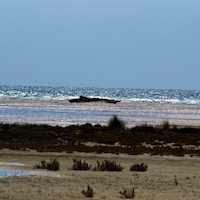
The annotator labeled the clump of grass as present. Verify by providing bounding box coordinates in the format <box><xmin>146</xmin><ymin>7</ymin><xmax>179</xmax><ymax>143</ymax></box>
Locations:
<box><xmin>34</xmin><ymin>159</ymin><xmax>60</xmax><ymax>171</ymax></box>
<box><xmin>120</xmin><ymin>188</ymin><xmax>135</xmax><ymax>199</ymax></box>
<box><xmin>93</xmin><ymin>160</ymin><xmax>123</xmax><ymax>171</ymax></box>
<box><xmin>108</xmin><ymin>115</ymin><xmax>125</xmax><ymax>131</ymax></box>
<box><xmin>130</xmin><ymin>163</ymin><xmax>147</xmax><ymax>172</ymax></box>
<box><xmin>82</xmin><ymin>185</ymin><xmax>94</xmax><ymax>197</ymax></box>
<box><xmin>162</xmin><ymin>119</ymin><xmax>170</xmax><ymax>130</ymax></box>
<box><xmin>46</xmin><ymin>159</ymin><xmax>60</xmax><ymax>170</ymax></box>
<box><xmin>174</xmin><ymin>175</ymin><xmax>178</xmax><ymax>186</ymax></box>
<box><xmin>72</xmin><ymin>159</ymin><xmax>92</xmax><ymax>170</ymax></box>
<box><xmin>34</xmin><ymin>160</ymin><xmax>47</xmax><ymax>169</ymax></box>
<box><xmin>172</xmin><ymin>124</ymin><xmax>178</xmax><ymax>130</ymax></box>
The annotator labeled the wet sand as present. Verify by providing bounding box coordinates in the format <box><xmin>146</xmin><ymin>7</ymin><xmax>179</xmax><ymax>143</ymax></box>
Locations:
<box><xmin>0</xmin><ymin>149</ymin><xmax>200</xmax><ymax>199</ymax></box>
<box><xmin>1</xmin><ymin>99</ymin><xmax>200</xmax><ymax>127</ymax></box>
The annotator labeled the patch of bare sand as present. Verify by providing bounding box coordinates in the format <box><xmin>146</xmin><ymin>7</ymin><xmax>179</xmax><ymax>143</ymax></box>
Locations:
<box><xmin>0</xmin><ymin>149</ymin><xmax>200</xmax><ymax>199</ymax></box>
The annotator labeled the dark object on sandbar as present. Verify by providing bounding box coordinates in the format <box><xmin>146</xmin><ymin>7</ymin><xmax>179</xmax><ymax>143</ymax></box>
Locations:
<box><xmin>69</xmin><ymin>96</ymin><xmax>120</xmax><ymax>104</ymax></box>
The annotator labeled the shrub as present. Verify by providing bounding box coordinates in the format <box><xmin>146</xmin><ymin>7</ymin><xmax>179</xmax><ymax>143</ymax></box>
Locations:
<box><xmin>93</xmin><ymin>160</ymin><xmax>123</xmax><ymax>171</ymax></box>
<box><xmin>72</xmin><ymin>159</ymin><xmax>92</xmax><ymax>170</ymax></box>
<box><xmin>120</xmin><ymin>188</ymin><xmax>135</xmax><ymax>199</ymax></box>
<box><xmin>162</xmin><ymin>120</ymin><xmax>170</xmax><ymax>130</ymax></box>
<box><xmin>130</xmin><ymin>163</ymin><xmax>147</xmax><ymax>172</ymax></box>
<box><xmin>34</xmin><ymin>159</ymin><xmax>59</xmax><ymax>171</ymax></box>
<box><xmin>46</xmin><ymin>159</ymin><xmax>60</xmax><ymax>170</ymax></box>
<box><xmin>82</xmin><ymin>185</ymin><xmax>94</xmax><ymax>197</ymax></box>
<box><xmin>174</xmin><ymin>175</ymin><xmax>178</xmax><ymax>186</ymax></box>
<box><xmin>34</xmin><ymin>160</ymin><xmax>47</xmax><ymax>169</ymax></box>
<box><xmin>108</xmin><ymin>115</ymin><xmax>125</xmax><ymax>131</ymax></box>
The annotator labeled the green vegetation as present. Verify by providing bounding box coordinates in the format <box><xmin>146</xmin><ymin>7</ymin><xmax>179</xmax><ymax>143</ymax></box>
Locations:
<box><xmin>34</xmin><ymin>159</ymin><xmax>60</xmax><ymax>171</ymax></box>
<box><xmin>93</xmin><ymin>160</ymin><xmax>123</xmax><ymax>171</ymax></box>
<box><xmin>1</xmin><ymin>116</ymin><xmax>200</xmax><ymax>156</ymax></box>
<box><xmin>130</xmin><ymin>163</ymin><xmax>148</xmax><ymax>172</ymax></box>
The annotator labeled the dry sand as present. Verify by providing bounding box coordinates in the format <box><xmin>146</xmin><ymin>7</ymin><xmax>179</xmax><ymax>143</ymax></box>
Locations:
<box><xmin>0</xmin><ymin>149</ymin><xmax>200</xmax><ymax>199</ymax></box>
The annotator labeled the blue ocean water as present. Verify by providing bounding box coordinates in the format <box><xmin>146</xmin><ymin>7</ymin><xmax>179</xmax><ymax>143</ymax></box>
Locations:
<box><xmin>0</xmin><ymin>85</ymin><xmax>200</xmax><ymax>104</ymax></box>
<box><xmin>0</xmin><ymin>85</ymin><xmax>200</xmax><ymax>126</ymax></box>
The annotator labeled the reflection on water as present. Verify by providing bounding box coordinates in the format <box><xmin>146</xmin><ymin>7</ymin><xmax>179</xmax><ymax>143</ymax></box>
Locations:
<box><xmin>0</xmin><ymin>100</ymin><xmax>200</xmax><ymax>127</ymax></box>
<box><xmin>0</xmin><ymin>170</ymin><xmax>30</xmax><ymax>177</ymax></box>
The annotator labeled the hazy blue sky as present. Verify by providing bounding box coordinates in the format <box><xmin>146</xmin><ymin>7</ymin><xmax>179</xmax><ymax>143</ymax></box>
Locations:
<box><xmin>0</xmin><ymin>0</ymin><xmax>200</xmax><ymax>90</ymax></box>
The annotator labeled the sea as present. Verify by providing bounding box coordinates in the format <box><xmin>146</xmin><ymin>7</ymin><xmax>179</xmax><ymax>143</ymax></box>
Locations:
<box><xmin>0</xmin><ymin>85</ymin><xmax>200</xmax><ymax>127</ymax></box>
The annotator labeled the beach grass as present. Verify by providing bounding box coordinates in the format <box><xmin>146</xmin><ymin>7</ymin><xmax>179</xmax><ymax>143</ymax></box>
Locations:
<box><xmin>93</xmin><ymin>160</ymin><xmax>123</xmax><ymax>171</ymax></box>
<box><xmin>82</xmin><ymin>185</ymin><xmax>94</xmax><ymax>198</ymax></box>
<box><xmin>130</xmin><ymin>163</ymin><xmax>148</xmax><ymax>172</ymax></box>
<box><xmin>34</xmin><ymin>159</ymin><xmax>60</xmax><ymax>171</ymax></box>
<box><xmin>72</xmin><ymin>159</ymin><xmax>92</xmax><ymax>170</ymax></box>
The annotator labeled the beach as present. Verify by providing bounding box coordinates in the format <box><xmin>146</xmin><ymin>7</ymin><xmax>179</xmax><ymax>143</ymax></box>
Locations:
<box><xmin>1</xmin><ymin>0</ymin><xmax>200</xmax><ymax>197</ymax></box>
<box><xmin>0</xmin><ymin>149</ymin><xmax>200</xmax><ymax>200</ymax></box>
<box><xmin>1</xmin><ymin>99</ymin><xmax>200</xmax><ymax>199</ymax></box>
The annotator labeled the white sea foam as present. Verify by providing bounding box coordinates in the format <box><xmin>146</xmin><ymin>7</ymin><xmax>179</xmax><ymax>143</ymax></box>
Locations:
<box><xmin>1</xmin><ymin>85</ymin><xmax>200</xmax><ymax>104</ymax></box>
<box><xmin>0</xmin><ymin>162</ymin><xmax>25</xmax><ymax>166</ymax></box>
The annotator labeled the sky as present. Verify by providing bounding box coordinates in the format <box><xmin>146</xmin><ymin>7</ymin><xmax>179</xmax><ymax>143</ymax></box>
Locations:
<box><xmin>0</xmin><ymin>0</ymin><xmax>200</xmax><ymax>90</ymax></box>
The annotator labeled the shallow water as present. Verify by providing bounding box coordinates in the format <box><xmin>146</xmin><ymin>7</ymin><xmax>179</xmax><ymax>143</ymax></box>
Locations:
<box><xmin>0</xmin><ymin>99</ymin><xmax>200</xmax><ymax>127</ymax></box>
<box><xmin>1</xmin><ymin>85</ymin><xmax>200</xmax><ymax>127</ymax></box>
<box><xmin>0</xmin><ymin>170</ymin><xmax>30</xmax><ymax>177</ymax></box>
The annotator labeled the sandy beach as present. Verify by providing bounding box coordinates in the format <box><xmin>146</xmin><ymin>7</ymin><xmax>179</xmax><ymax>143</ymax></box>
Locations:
<box><xmin>1</xmin><ymin>99</ymin><xmax>200</xmax><ymax>199</ymax></box>
<box><xmin>0</xmin><ymin>149</ymin><xmax>200</xmax><ymax>200</ymax></box>
<box><xmin>1</xmin><ymin>1</ymin><xmax>200</xmax><ymax>198</ymax></box>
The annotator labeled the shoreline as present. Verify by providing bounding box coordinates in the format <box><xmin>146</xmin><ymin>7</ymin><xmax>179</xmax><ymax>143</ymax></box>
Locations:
<box><xmin>2</xmin><ymin>98</ymin><xmax>200</xmax><ymax>106</ymax></box>
<box><xmin>0</xmin><ymin>99</ymin><xmax>200</xmax><ymax>198</ymax></box>
<box><xmin>1</xmin><ymin>99</ymin><xmax>200</xmax><ymax>127</ymax></box>
<box><xmin>0</xmin><ymin>120</ymin><xmax>200</xmax><ymax>199</ymax></box>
